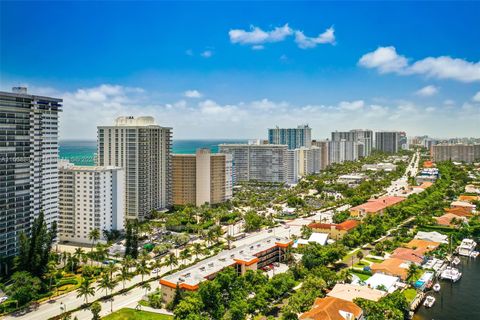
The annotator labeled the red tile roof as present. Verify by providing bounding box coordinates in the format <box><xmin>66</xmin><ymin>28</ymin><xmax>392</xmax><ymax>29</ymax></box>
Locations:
<box><xmin>445</xmin><ymin>207</ymin><xmax>474</xmax><ymax>218</ymax></box>
<box><xmin>308</xmin><ymin>220</ymin><xmax>359</xmax><ymax>231</ymax></box>
<box><xmin>300</xmin><ymin>297</ymin><xmax>363</xmax><ymax>320</ymax></box>
<box><xmin>350</xmin><ymin>196</ymin><xmax>405</xmax><ymax>213</ymax></box>
<box><xmin>391</xmin><ymin>248</ymin><xmax>424</xmax><ymax>264</ymax></box>
<box><xmin>435</xmin><ymin>213</ymin><xmax>467</xmax><ymax>226</ymax></box>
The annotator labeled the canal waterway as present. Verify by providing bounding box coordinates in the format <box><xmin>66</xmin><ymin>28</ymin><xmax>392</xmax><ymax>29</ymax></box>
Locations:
<box><xmin>414</xmin><ymin>256</ymin><xmax>480</xmax><ymax>320</ymax></box>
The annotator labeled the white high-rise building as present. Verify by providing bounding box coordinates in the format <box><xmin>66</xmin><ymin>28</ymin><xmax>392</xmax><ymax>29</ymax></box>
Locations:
<box><xmin>219</xmin><ymin>144</ymin><xmax>288</xmax><ymax>183</ymax></box>
<box><xmin>97</xmin><ymin>116</ymin><xmax>172</xmax><ymax>221</ymax></box>
<box><xmin>0</xmin><ymin>88</ymin><xmax>62</xmax><ymax>257</ymax></box>
<box><xmin>328</xmin><ymin>139</ymin><xmax>359</xmax><ymax>164</ymax></box>
<box><xmin>58</xmin><ymin>161</ymin><xmax>125</xmax><ymax>244</ymax></box>
<box><xmin>285</xmin><ymin>150</ymin><xmax>299</xmax><ymax>184</ymax></box>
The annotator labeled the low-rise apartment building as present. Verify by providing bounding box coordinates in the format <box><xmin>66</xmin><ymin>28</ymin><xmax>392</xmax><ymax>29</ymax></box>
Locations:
<box><xmin>159</xmin><ymin>237</ymin><xmax>292</xmax><ymax>303</ymax></box>
<box><xmin>307</xmin><ymin>220</ymin><xmax>359</xmax><ymax>240</ymax></box>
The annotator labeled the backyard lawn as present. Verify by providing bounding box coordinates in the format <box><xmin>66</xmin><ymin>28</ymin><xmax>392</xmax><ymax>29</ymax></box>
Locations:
<box><xmin>403</xmin><ymin>288</ymin><xmax>418</xmax><ymax>304</ymax></box>
<box><xmin>350</xmin><ymin>271</ymin><xmax>371</xmax><ymax>282</ymax></box>
<box><xmin>102</xmin><ymin>308</ymin><xmax>173</xmax><ymax>320</ymax></box>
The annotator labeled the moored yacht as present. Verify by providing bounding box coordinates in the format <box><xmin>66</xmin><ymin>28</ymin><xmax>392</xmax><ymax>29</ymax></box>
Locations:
<box><xmin>440</xmin><ymin>266</ymin><xmax>462</xmax><ymax>282</ymax></box>
<box><xmin>423</xmin><ymin>296</ymin><xmax>436</xmax><ymax>308</ymax></box>
<box><xmin>433</xmin><ymin>283</ymin><xmax>441</xmax><ymax>292</ymax></box>
<box><xmin>452</xmin><ymin>257</ymin><xmax>461</xmax><ymax>266</ymax></box>
<box><xmin>457</xmin><ymin>239</ymin><xmax>477</xmax><ymax>257</ymax></box>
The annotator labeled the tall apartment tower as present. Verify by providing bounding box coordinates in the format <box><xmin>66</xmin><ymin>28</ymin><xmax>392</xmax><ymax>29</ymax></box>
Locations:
<box><xmin>311</xmin><ymin>140</ymin><xmax>330</xmax><ymax>170</ymax></box>
<box><xmin>171</xmin><ymin>149</ymin><xmax>233</xmax><ymax>206</ymax></box>
<box><xmin>331</xmin><ymin>129</ymin><xmax>373</xmax><ymax>158</ymax></box>
<box><xmin>432</xmin><ymin>144</ymin><xmax>480</xmax><ymax>163</ymax></box>
<box><xmin>219</xmin><ymin>144</ymin><xmax>288</xmax><ymax>183</ymax></box>
<box><xmin>0</xmin><ymin>87</ymin><xmax>62</xmax><ymax>257</ymax></box>
<box><xmin>97</xmin><ymin>116</ymin><xmax>172</xmax><ymax>221</ymax></box>
<box><xmin>58</xmin><ymin>161</ymin><xmax>125</xmax><ymax>244</ymax></box>
<box><xmin>375</xmin><ymin>131</ymin><xmax>401</xmax><ymax>153</ymax></box>
<box><xmin>268</xmin><ymin>125</ymin><xmax>312</xmax><ymax>149</ymax></box>
<box><xmin>328</xmin><ymin>139</ymin><xmax>359</xmax><ymax>164</ymax></box>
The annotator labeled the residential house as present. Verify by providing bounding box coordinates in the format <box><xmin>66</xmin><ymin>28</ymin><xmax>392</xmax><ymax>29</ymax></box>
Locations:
<box><xmin>434</xmin><ymin>213</ymin><xmax>468</xmax><ymax>227</ymax></box>
<box><xmin>364</xmin><ymin>273</ymin><xmax>401</xmax><ymax>293</ymax></box>
<box><xmin>450</xmin><ymin>201</ymin><xmax>476</xmax><ymax>213</ymax></box>
<box><xmin>370</xmin><ymin>258</ymin><xmax>411</xmax><ymax>280</ymax></box>
<box><xmin>349</xmin><ymin>196</ymin><xmax>405</xmax><ymax>218</ymax></box>
<box><xmin>308</xmin><ymin>220</ymin><xmax>360</xmax><ymax>240</ymax></box>
<box><xmin>327</xmin><ymin>283</ymin><xmax>385</xmax><ymax>302</ymax></box>
<box><xmin>299</xmin><ymin>297</ymin><xmax>364</xmax><ymax>320</ymax></box>
<box><xmin>414</xmin><ymin>231</ymin><xmax>448</xmax><ymax>244</ymax></box>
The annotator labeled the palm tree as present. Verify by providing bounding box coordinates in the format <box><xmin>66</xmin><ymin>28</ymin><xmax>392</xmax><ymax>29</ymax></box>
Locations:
<box><xmin>73</xmin><ymin>248</ymin><xmax>85</xmax><ymax>264</ymax></box>
<box><xmin>179</xmin><ymin>248</ymin><xmax>191</xmax><ymax>265</ymax></box>
<box><xmin>117</xmin><ymin>266</ymin><xmax>132</xmax><ymax>290</ymax></box>
<box><xmin>136</xmin><ymin>258</ymin><xmax>151</xmax><ymax>282</ymax></box>
<box><xmin>45</xmin><ymin>260</ymin><xmax>57</xmax><ymax>297</ymax></box>
<box><xmin>192</xmin><ymin>243</ymin><xmax>203</xmax><ymax>259</ymax></box>
<box><xmin>123</xmin><ymin>256</ymin><xmax>135</xmax><ymax>273</ymax></box>
<box><xmin>141</xmin><ymin>282</ymin><xmax>151</xmax><ymax>298</ymax></box>
<box><xmin>76</xmin><ymin>278</ymin><xmax>95</xmax><ymax>304</ymax></box>
<box><xmin>88</xmin><ymin>229</ymin><xmax>101</xmax><ymax>252</ymax></box>
<box><xmin>406</xmin><ymin>263</ymin><xmax>419</xmax><ymax>283</ymax></box>
<box><xmin>98</xmin><ymin>274</ymin><xmax>113</xmax><ymax>298</ymax></box>
<box><xmin>105</xmin><ymin>262</ymin><xmax>119</xmax><ymax>278</ymax></box>
<box><xmin>165</xmin><ymin>252</ymin><xmax>178</xmax><ymax>271</ymax></box>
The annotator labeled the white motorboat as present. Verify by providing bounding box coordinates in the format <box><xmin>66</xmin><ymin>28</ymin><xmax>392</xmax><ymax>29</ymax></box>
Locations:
<box><xmin>440</xmin><ymin>266</ymin><xmax>462</xmax><ymax>282</ymax></box>
<box><xmin>423</xmin><ymin>296</ymin><xmax>436</xmax><ymax>308</ymax></box>
<box><xmin>470</xmin><ymin>251</ymin><xmax>479</xmax><ymax>258</ymax></box>
<box><xmin>452</xmin><ymin>257</ymin><xmax>461</xmax><ymax>265</ymax></box>
<box><xmin>457</xmin><ymin>239</ymin><xmax>477</xmax><ymax>257</ymax></box>
<box><xmin>433</xmin><ymin>283</ymin><xmax>441</xmax><ymax>292</ymax></box>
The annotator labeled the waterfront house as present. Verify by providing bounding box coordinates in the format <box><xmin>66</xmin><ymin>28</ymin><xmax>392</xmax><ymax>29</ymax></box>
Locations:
<box><xmin>299</xmin><ymin>296</ymin><xmax>364</xmax><ymax>320</ymax></box>
<box><xmin>414</xmin><ymin>231</ymin><xmax>448</xmax><ymax>244</ymax></box>
<box><xmin>405</xmin><ymin>239</ymin><xmax>440</xmax><ymax>252</ymax></box>
<box><xmin>364</xmin><ymin>273</ymin><xmax>401</xmax><ymax>293</ymax></box>
<box><xmin>327</xmin><ymin>283</ymin><xmax>385</xmax><ymax>302</ymax></box>
<box><xmin>308</xmin><ymin>220</ymin><xmax>359</xmax><ymax>240</ymax></box>
<box><xmin>390</xmin><ymin>248</ymin><xmax>425</xmax><ymax>264</ymax></box>
<box><xmin>370</xmin><ymin>258</ymin><xmax>411</xmax><ymax>280</ymax></box>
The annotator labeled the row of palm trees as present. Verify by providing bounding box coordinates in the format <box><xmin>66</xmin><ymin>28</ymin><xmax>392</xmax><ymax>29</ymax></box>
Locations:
<box><xmin>74</xmin><ymin>240</ymin><xmax>216</xmax><ymax>311</ymax></box>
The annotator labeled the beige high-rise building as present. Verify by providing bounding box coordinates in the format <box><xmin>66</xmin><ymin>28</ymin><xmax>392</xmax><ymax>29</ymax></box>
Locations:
<box><xmin>311</xmin><ymin>140</ymin><xmax>329</xmax><ymax>169</ymax></box>
<box><xmin>172</xmin><ymin>149</ymin><xmax>233</xmax><ymax>206</ymax></box>
<box><xmin>432</xmin><ymin>144</ymin><xmax>480</xmax><ymax>163</ymax></box>
<box><xmin>97</xmin><ymin>116</ymin><xmax>172</xmax><ymax>221</ymax></box>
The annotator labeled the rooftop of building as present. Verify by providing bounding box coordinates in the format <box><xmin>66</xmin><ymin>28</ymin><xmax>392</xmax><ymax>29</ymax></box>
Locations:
<box><xmin>0</xmin><ymin>88</ymin><xmax>63</xmax><ymax>102</ymax></box>
<box><xmin>404</xmin><ymin>239</ymin><xmax>440</xmax><ymax>252</ymax></box>
<box><xmin>370</xmin><ymin>258</ymin><xmax>410</xmax><ymax>280</ymax></box>
<box><xmin>308</xmin><ymin>220</ymin><xmax>359</xmax><ymax>231</ymax></box>
<box><xmin>299</xmin><ymin>297</ymin><xmax>363</xmax><ymax>320</ymax></box>
<box><xmin>444</xmin><ymin>207</ymin><xmax>474</xmax><ymax>217</ymax></box>
<box><xmin>58</xmin><ymin>160</ymin><xmax>121</xmax><ymax>171</ymax></box>
<box><xmin>414</xmin><ymin>231</ymin><xmax>448</xmax><ymax>244</ymax></box>
<box><xmin>435</xmin><ymin>213</ymin><xmax>468</xmax><ymax>226</ymax></box>
<box><xmin>390</xmin><ymin>248</ymin><xmax>424</xmax><ymax>264</ymax></box>
<box><xmin>350</xmin><ymin>196</ymin><xmax>405</xmax><ymax>213</ymax></box>
<box><xmin>327</xmin><ymin>283</ymin><xmax>385</xmax><ymax>302</ymax></box>
<box><xmin>458</xmin><ymin>195</ymin><xmax>480</xmax><ymax>202</ymax></box>
<box><xmin>160</xmin><ymin>236</ymin><xmax>292</xmax><ymax>289</ymax></box>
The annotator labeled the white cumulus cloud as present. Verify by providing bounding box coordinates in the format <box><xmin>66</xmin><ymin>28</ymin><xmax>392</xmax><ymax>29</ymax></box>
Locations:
<box><xmin>229</xmin><ymin>24</ymin><xmax>334</xmax><ymax>49</ymax></box>
<box><xmin>184</xmin><ymin>90</ymin><xmax>203</xmax><ymax>98</ymax></box>
<box><xmin>473</xmin><ymin>91</ymin><xmax>480</xmax><ymax>102</ymax></box>
<box><xmin>415</xmin><ymin>85</ymin><xmax>439</xmax><ymax>97</ymax></box>
<box><xmin>201</xmin><ymin>50</ymin><xmax>213</xmax><ymax>58</ymax></box>
<box><xmin>359</xmin><ymin>46</ymin><xmax>480</xmax><ymax>83</ymax></box>
<box><xmin>294</xmin><ymin>27</ymin><xmax>336</xmax><ymax>49</ymax></box>
<box><xmin>358</xmin><ymin>46</ymin><xmax>408</xmax><ymax>73</ymax></box>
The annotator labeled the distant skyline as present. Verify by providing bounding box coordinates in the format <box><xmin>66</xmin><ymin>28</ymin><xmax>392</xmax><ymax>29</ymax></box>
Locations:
<box><xmin>1</xmin><ymin>1</ymin><xmax>479</xmax><ymax>139</ymax></box>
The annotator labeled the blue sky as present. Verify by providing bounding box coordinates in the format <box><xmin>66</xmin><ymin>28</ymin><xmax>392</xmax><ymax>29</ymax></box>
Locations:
<box><xmin>1</xmin><ymin>1</ymin><xmax>479</xmax><ymax>139</ymax></box>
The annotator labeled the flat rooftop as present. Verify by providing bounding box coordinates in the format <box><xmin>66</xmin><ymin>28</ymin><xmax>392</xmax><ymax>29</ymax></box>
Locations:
<box><xmin>161</xmin><ymin>236</ymin><xmax>291</xmax><ymax>289</ymax></box>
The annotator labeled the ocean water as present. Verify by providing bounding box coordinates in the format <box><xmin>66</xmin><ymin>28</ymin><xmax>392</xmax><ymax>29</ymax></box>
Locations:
<box><xmin>59</xmin><ymin>139</ymin><xmax>247</xmax><ymax>165</ymax></box>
